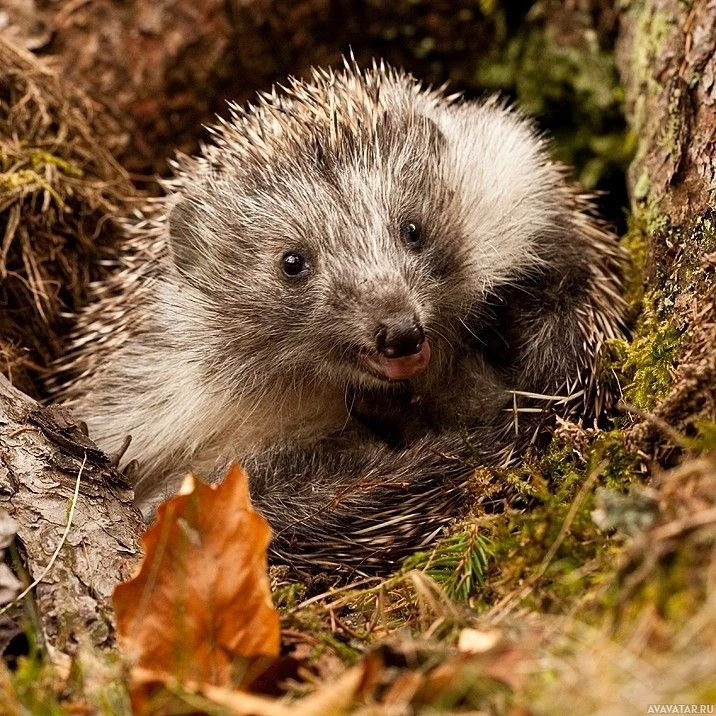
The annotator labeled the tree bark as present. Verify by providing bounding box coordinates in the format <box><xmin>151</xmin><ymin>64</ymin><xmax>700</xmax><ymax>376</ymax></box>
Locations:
<box><xmin>616</xmin><ymin>1</ymin><xmax>716</xmax><ymax>443</ymax></box>
<box><xmin>0</xmin><ymin>375</ymin><xmax>141</xmax><ymax>656</ymax></box>
<box><xmin>617</xmin><ymin>0</ymin><xmax>716</xmax><ymax>222</ymax></box>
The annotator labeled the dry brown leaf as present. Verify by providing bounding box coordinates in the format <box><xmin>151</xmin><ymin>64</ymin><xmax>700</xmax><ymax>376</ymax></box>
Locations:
<box><xmin>113</xmin><ymin>464</ymin><xmax>280</xmax><ymax>708</ymax></box>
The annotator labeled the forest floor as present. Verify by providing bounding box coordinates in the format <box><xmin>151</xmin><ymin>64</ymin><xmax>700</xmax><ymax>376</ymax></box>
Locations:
<box><xmin>1</xmin><ymin>6</ymin><xmax>715</xmax><ymax>713</ymax></box>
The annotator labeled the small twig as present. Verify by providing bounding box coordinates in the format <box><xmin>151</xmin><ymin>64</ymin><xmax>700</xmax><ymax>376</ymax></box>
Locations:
<box><xmin>617</xmin><ymin>401</ymin><xmax>693</xmax><ymax>451</ymax></box>
<box><xmin>0</xmin><ymin>453</ymin><xmax>86</xmax><ymax>616</ymax></box>
<box><xmin>328</xmin><ymin>607</ymin><xmax>336</xmax><ymax>635</ymax></box>
<box><xmin>365</xmin><ymin>596</ymin><xmax>380</xmax><ymax>636</ymax></box>
<box><xmin>290</xmin><ymin>575</ymin><xmax>383</xmax><ymax>613</ymax></box>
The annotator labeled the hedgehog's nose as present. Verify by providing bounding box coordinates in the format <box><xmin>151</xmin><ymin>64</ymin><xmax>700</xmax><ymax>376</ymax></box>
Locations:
<box><xmin>376</xmin><ymin>317</ymin><xmax>425</xmax><ymax>358</ymax></box>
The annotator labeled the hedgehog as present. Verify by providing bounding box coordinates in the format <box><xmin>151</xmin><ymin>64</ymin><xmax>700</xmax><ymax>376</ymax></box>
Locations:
<box><xmin>52</xmin><ymin>62</ymin><xmax>626</xmax><ymax>576</ymax></box>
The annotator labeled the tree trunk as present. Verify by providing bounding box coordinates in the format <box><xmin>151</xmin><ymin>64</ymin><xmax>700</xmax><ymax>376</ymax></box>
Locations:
<box><xmin>616</xmin><ymin>0</ymin><xmax>716</xmax><ymax>446</ymax></box>
<box><xmin>0</xmin><ymin>375</ymin><xmax>141</xmax><ymax>657</ymax></box>
<box><xmin>618</xmin><ymin>0</ymin><xmax>716</xmax><ymax>223</ymax></box>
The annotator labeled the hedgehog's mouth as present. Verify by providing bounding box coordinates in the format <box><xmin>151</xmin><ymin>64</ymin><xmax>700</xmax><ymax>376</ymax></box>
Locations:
<box><xmin>357</xmin><ymin>339</ymin><xmax>431</xmax><ymax>382</ymax></box>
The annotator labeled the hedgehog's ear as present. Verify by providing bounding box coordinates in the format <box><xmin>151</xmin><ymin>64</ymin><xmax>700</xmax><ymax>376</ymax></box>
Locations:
<box><xmin>168</xmin><ymin>197</ymin><xmax>207</xmax><ymax>279</ymax></box>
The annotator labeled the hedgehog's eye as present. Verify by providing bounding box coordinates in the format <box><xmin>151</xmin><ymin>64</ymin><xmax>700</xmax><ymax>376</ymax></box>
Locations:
<box><xmin>401</xmin><ymin>221</ymin><xmax>423</xmax><ymax>250</ymax></box>
<box><xmin>281</xmin><ymin>251</ymin><xmax>308</xmax><ymax>278</ymax></box>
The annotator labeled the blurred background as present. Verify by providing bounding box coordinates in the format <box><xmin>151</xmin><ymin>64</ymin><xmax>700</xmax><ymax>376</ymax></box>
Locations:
<box><xmin>2</xmin><ymin>0</ymin><xmax>633</xmax><ymax>223</ymax></box>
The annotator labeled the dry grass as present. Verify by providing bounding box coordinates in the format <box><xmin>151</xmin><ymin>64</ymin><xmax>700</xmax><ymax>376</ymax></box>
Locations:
<box><xmin>0</xmin><ymin>37</ymin><xmax>134</xmax><ymax>395</ymax></box>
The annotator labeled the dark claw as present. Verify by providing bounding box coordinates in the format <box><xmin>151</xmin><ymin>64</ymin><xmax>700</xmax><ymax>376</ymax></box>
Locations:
<box><xmin>123</xmin><ymin>459</ymin><xmax>141</xmax><ymax>486</ymax></box>
<box><xmin>109</xmin><ymin>434</ymin><xmax>132</xmax><ymax>468</ymax></box>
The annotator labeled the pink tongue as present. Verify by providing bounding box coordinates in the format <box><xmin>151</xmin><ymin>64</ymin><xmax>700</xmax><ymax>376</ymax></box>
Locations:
<box><xmin>377</xmin><ymin>339</ymin><xmax>431</xmax><ymax>380</ymax></box>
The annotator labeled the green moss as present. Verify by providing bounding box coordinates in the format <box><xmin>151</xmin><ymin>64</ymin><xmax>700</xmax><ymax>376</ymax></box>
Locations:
<box><xmin>629</xmin><ymin>5</ymin><xmax>671</xmax><ymax>144</ymax></box>
<box><xmin>614</xmin><ymin>208</ymin><xmax>691</xmax><ymax>411</ymax></box>
<box><xmin>0</xmin><ymin>167</ymin><xmax>45</xmax><ymax>189</ymax></box>
<box><xmin>454</xmin><ymin>424</ymin><xmax>648</xmax><ymax>615</ymax></box>
<box><xmin>676</xmin><ymin>211</ymin><xmax>716</xmax><ymax>289</ymax></box>
<box><xmin>616</xmin><ymin>304</ymin><xmax>682</xmax><ymax>410</ymax></box>
<box><xmin>632</xmin><ymin>6</ymin><xmax>669</xmax><ymax>76</ymax></box>
<box><xmin>9</xmin><ymin>654</ymin><xmax>71</xmax><ymax>715</ymax></box>
<box><xmin>590</xmin><ymin>431</ymin><xmax>642</xmax><ymax>490</ymax></box>
<box><xmin>633</xmin><ymin>169</ymin><xmax>650</xmax><ymax>202</ymax></box>
<box><xmin>616</xmin><ymin>212</ymin><xmax>714</xmax><ymax>419</ymax></box>
<box><xmin>0</xmin><ymin>168</ymin><xmax>64</xmax><ymax>205</ymax></box>
<box><xmin>538</xmin><ymin>440</ymin><xmax>583</xmax><ymax>499</ymax></box>
<box><xmin>616</xmin><ymin>222</ymin><xmax>647</xmax><ymax>310</ymax></box>
<box><xmin>29</xmin><ymin>150</ymin><xmax>84</xmax><ymax>178</ymax></box>
<box><xmin>282</xmin><ymin>606</ymin><xmax>362</xmax><ymax>663</ymax></box>
<box><xmin>633</xmin><ymin>209</ymin><xmax>715</xmax><ymax>297</ymax></box>
<box><xmin>272</xmin><ymin>581</ymin><xmax>307</xmax><ymax>612</ymax></box>
<box><xmin>69</xmin><ymin>654</ymin><xmax>131</xmax><ymax>716</ymax></box>
<box><xmin>693</xmin><ymin>421</ymin><xmax>716</xmax><ymax>451</ymax></box>
<box><xmin>663</xmin><ymin>82</ymin><xmax>686</xmax><ymax>159</ymax></box>
<box><xmin>0</xmin><ymin>150</ymin><xmax>83</xmax><ymax>206</ymax></box>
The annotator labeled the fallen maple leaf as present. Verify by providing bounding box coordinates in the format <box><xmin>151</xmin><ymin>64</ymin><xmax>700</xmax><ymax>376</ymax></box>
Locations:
<box><xmin>113</xmin><ymin>464</ymin><xmax>280</xmax><ymax>710</ymax></box>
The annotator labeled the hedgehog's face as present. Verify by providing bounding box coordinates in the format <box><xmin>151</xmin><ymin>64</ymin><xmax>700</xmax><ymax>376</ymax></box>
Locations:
<box><xmin>169</xmin><ymin>124</ymin><xmax>471</xmax><ymax>391</ymax></box>
<box><xmin>170</xmin><ymin>186</ymin><xmax>460</xmax><ymax>391</ymax></box>
<box><xmin>168</xmin><ymin>89</ymin><xmax>564</xmax><ymax>394</ymax></box>
<box><xmin>268</xmin><ymin>199</ymin><xmax>459</xmax><ymax>391</ymax></box>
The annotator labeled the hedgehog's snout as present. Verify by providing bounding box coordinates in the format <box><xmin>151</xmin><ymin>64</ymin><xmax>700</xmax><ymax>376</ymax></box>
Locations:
<box><xmin>362</xmin><ymin>314</ymin><xmax>431</xmax><ymax>381</ymax></box>
<box><xmin>375</xmin><ymin>316</ymin><xmax>425</xmax><ymax>358</ymax></box>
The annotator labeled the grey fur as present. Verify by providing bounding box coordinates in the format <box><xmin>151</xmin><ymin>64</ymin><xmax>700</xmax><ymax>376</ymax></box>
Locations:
<box><xmin>52</xmin><ymin>62</ymin><xmax>626</xmax><ymax>575</ymax></box>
